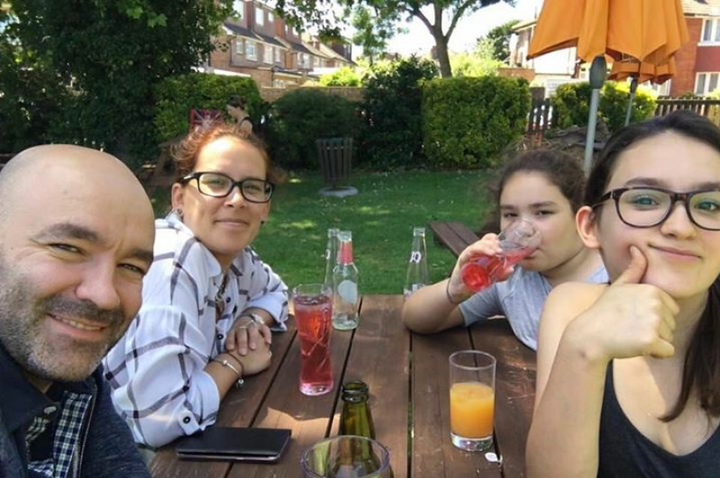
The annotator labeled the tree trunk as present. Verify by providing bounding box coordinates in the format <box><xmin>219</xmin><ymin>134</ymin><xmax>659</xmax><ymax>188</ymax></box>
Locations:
<box><xmin>434</xmin><ymin>32</ymin><xmax>452</xmax><ymax>78</ymax></box>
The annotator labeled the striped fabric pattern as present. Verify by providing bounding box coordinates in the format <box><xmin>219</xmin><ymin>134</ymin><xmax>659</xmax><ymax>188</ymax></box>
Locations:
<box><xmin>103</xmin><ymin>214</ymin><xmax>288</xmax><ymax>447</ymax></box>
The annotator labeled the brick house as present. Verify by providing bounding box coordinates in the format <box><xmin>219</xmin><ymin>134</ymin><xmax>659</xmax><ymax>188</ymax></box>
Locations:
<box><xmin>509</xmin><ymin>0</ymin><xmax>720</xmax><ymax>97</ymax></box>
<box><xmin>207</xmin><ymin>0</ymin><xmax>354</xmax><ymax>88</ymax></box>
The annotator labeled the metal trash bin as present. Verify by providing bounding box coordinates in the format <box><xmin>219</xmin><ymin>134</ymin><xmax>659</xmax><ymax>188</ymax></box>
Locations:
<box><xmin>316</xmin><ymin>137</ymin><xmax>357</xmax><ymax>197</ymax></box>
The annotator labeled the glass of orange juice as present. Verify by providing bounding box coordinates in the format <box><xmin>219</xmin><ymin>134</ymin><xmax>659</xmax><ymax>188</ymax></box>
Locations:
<box><xmin>448</xmin><ymin>350</ymin><xmax>496</xmax><ymax>451</ymax></box>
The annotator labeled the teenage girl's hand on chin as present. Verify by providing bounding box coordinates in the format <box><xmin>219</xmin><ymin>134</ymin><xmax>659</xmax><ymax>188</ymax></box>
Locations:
<box><xmin>563</xmin><ymin>246</ymin><xmax>679</xmax><ymax>363</ymax></box>
<box><xmin>446</xmin><ymin>233</ymin><xmax>516</xmax><ymax>302</ymax></box>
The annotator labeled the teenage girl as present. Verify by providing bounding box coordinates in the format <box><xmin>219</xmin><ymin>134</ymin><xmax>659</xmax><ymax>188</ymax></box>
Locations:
<box><xmin>402</xmin><ymin>149</ymin><xmax>607</xmax><ymax>350</ymax></box>
<box><xmin>527</xmin><ymin>110</ymin><xmax>720</xmax><ymax>477</ymax></box>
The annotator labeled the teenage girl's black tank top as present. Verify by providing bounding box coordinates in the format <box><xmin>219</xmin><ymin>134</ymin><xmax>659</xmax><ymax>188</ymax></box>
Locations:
<box><xmin>597</xmin><ymin>363</ymin><xmax>720</xmax><ymax>477</ymax></box>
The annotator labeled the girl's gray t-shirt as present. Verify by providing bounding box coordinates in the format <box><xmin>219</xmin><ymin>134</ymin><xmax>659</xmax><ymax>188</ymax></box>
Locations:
<box><xmin>459</xmin><ymin>265</ymin><xmax>608</xmax><ymax>350</ymax></box>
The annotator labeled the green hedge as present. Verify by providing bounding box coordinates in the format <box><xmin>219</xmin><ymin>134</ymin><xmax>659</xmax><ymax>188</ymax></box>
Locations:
<box><xmin>358</xmin><ymin>57</ymin><xmax>438</xmax><ymax>168</ymax></box>
<box><xmin>551</xmin><ymin>81</ymin><xmax>657</xmax><ymax>133</ymax></box>
<box><xmin>422</xmin><ymin>76</ymin><xmax>531</xmax><ymax>169</ymax></box>
<box><xmin>264</xmin><ymin>88</ymin><xmax>361</xmax><ymax>169</ymax></box>
<box><xmin>154</xmin><ymin>73</ymin><xmax>262</xmax><ymax>141</ymax></box>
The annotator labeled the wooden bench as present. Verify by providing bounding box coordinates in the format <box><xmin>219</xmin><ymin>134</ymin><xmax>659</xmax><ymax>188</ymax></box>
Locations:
<box><xmin>428</xmin><ymin>220</ymin><xmax>480</xmax><ymax>258</ymax></box>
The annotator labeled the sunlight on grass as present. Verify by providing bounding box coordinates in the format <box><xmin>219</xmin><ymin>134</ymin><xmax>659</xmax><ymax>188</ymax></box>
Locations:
<box><xmin>283</xmin><ymin>219</ymin><xmax>319</xmax><ymax>230</ymax></box>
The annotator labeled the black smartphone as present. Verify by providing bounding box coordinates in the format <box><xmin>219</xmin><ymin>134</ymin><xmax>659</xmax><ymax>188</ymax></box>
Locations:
<box><xmin>175</xmin><ymin>427</ymin><xmax>292</xmax><ymax>463</ymax></box>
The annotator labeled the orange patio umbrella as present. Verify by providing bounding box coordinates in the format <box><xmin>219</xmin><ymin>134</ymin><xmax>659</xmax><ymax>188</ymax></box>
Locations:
<box><xmin>526</xmin><ymin>0</ymin><xmax>689</xmax><ymax>172</ymax></box>
<box><xmin>528</xmin><ymin>0</ymin><xmax>688</xmax><ymax>66</ymax></box>
<box><xmin>609</xmin><ymin>55</ymin><xmax>676</xmax><ymax>85</ymax></box>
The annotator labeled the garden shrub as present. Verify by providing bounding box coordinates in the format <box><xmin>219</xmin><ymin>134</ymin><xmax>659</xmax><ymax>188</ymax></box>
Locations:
<box><xmin>550</xmin><ymin>81</ymin><xmax>657</xmax><ymax>133</ymax></box>
<box><xmin>550</xmin><ymin>82</ymin><xmax>592</xmax><ymax>130</ymax></box>
<box><xmin>264</xmin><ymin>88</ymin><xmax>361</xmax><ymax>169</ymax></box>
<box><xmin>422</xmin><ymin>76</ymin><xmax>531</xmax><ymax>169</ymax></box>
<box><xmin>319</xmin><ymin>67</ymin><xmax>362</xmax><ymax>86</ymax></box>
<box><xmin>154</xmin><ymin>73</ymin><xmax>262</xmax><ymax>141</ymax></box>
<box><xmin>600</xmin><ymin>81</ymin><xmax>657</xmax><ymax>131</ymax></box>
<box><xmin>359</xmin><ymin>56</ymin><xmax>438</xmax><ymax>168</ymax></box>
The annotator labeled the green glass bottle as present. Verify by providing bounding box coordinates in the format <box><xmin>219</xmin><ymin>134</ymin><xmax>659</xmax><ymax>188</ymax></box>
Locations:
<box><xmin>332</xmin><ymin>381</ymin><xmax>394</xmax><ymax>478</ymax></box>
<box><xmin>339</xmin><ymin>381</ymin><xmax>375</xmax><ymax>438</ymax></box>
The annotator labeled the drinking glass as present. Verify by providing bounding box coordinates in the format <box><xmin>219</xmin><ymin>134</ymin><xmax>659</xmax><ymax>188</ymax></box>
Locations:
<box><xmin>293</xmin><ymin>284</ymin><xmax>334</xmax><ymax>396</ymax></box>
<box><xmin>301</xmin><ymin>436</ymin><xmax>392</xmax><ymax>478</ymax></box>
<box><xmin>449</xmin><ymin>350</ymin><xmax>496</xmax><ymax>452</ymax></box>
<box><xmin>460</xmin><ymin>219</ymin><xmax>541</xmax><ymax>292</ymax></box>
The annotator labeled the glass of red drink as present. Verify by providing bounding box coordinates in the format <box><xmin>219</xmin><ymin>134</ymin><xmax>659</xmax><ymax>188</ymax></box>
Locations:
<box><xmin>293</xmin><ymin>284</ymin><xmax>334</xmax><ymax>396</ymax></box>
<box><xmin>460</xmin><ymin>219</ymin><xmax>541</xmax><ymax>292</ymax></box>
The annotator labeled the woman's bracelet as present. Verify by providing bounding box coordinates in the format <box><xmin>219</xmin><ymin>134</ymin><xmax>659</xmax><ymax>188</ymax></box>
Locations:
<box><xmin>240</xmin><ymin>312</ymin><xmax>266</xmax><ymax>327</ymax></box>
<box><xmin>212</xmin><ymin>356</ymin><xmax>245</xmax><ymax>388</ymax></box>
<box><xmin>445</xmin><ymin>280</ymin><xmax>465</xmax><ymax>305</ymax></box>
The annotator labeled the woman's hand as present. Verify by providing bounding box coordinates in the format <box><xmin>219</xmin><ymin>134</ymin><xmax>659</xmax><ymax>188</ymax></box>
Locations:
<box><xmin>446</xmin><ymin>233</ymin><xmax>514</xmax><ymax>302</ymax></box>
<box><xmin>226</xmin><ymin>315</ymin><xmax>272</xmax><ymax>356</ymax></box>
<box><xmin>565</xmin><ymin>246</ymin><xmax>679</xmax><ymax>363</ymax></box>
<box><xmin>227</xmin><ymin>340</ymin><xmax>272</xmax><ymax>376</ymax></box>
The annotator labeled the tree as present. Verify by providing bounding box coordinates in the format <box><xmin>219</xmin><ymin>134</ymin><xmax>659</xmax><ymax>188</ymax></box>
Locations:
<box><xmin>482</xmin><ymin>19</ymin><xmax>519</xmax><ymax>63</ymax></box>
<box><xmin>0</xmin><ymin>0</ymin><xmax>232</xmax><ymax>165</ymax></box>
<box><xmin>451</xmin><ymin>37</ymin><xmax>503</xmax><ymax>77</ymax></box>
<box><xmin>275</xmin><ymin>0</ymin><xmax>514</xmax><ymax>78</ymax></box>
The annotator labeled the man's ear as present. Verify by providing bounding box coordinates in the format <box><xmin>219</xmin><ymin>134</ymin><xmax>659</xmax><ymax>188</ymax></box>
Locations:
<box><xmin>171</xmin><ymin>183</ymin><xmax>185</xmax><ymax>211</ymax></box>
<box><xmin>576</xmin><ymin>205</ymin><xmax>600</xmax><ymax>250</ymax></box>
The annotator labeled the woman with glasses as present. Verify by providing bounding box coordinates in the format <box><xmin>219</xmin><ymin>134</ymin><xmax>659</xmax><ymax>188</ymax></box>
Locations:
<box><xmin>527</xmin><ymin>110</ymin><xmax>720</xmax><ymax>478</ymax></box>
<box><xmin>103</xmin><ymin>122</ymin><xmax>288</xmax><ymax>448</ymax></box>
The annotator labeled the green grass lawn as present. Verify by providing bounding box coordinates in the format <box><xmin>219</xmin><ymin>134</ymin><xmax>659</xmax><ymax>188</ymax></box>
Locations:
<box><xmin>150</xmin><ymin>170</ymin><xmax>497</xmax><ymax>293</ymax></box>
<box><xmin>257</xmin><ymin>170</ymin><xmax>496</xmax><ymax>293</ymax></box>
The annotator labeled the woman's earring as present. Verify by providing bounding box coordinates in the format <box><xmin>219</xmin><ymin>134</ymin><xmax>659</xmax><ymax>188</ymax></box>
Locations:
<box><xmin>261</xmin><ymin>219</ymin><xmax>266</xmax><ymax>225</ymax></box>
<box><xmin>173</xmin><ymin>208</ymin><xmax>184</xmax><ymax>219</ymax></box>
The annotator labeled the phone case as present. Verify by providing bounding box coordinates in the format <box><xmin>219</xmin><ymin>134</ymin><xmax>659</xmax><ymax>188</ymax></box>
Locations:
<box><xmin>175</xmin><ymin>427</ymin><xmax>291</xmax><ymax>462</ymax></box>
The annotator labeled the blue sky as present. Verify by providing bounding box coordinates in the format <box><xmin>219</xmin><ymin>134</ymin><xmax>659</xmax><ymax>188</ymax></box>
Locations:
<box><xmin>386</xmin><ymin>0</ymin><xmax>542</xmax><ymax>55</ymax></box>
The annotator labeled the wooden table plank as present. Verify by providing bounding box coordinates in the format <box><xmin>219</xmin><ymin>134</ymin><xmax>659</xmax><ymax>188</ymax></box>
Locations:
<box><xmin>225</xmin><ymin>307</ymin><xmax>355</xmax><ymax>478</ymax></box>
<box><xmin>428</xmin><ymin>220</ymin><xmax>480</xmax><ymax>258</ymax></box>
<box><xmin>470</xmin><ymin>318</ymin><xmax>536</xmax><ymax>478</ymax></box>
<box><xmin>411</xmin><ymin>327</ymin><xmax>503</xmax><ymax>477</ymax></box>
<box><xmin>334</xmin><ymin>295</ymin><xmax>410</xmax><ymax>478</ymax></box>
<box><xmin>148</xmin><ymin>321</ymin><xmax>300</xmax><ymax>478</ymax></box>
<box><xmin>148</xmin><ymin>296</ymin><xmax>534</xmax><ymax>478</ymax></box>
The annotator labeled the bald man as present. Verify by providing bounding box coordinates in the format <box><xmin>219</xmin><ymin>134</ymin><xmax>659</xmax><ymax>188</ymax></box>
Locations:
<box><xmin>0</xmin><ymin>145</ymin><xmax>155</xmax><ymax>477</ymax></box>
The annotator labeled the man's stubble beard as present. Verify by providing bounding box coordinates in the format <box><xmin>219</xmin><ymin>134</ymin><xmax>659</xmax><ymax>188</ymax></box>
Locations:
<box><xmin>0</xmin><ymin>254</ymin><xmax>130</xmax><ymax>383</ymax></box>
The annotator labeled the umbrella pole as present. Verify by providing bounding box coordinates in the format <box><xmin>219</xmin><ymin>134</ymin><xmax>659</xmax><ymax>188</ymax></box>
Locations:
<box><xmin>584</xmin><ymin>56</ymin><xmax>608</xmax><ymax>174</ymax></box>
<box><xmin>624</xmin><ymin>76</ymin><xmax>639</xmax><ymax>126</ymax></box>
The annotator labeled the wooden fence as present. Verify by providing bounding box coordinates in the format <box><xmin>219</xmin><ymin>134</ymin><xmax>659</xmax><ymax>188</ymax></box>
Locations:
<box><xmin>654</xmin><ymin>98</ymin><xmax>720</xmax><ymax>124</ymax></box>
<box><xmin>526</xmin><ymin>96</ymin><xmax>720</xmax><ymax>139</ymax></box>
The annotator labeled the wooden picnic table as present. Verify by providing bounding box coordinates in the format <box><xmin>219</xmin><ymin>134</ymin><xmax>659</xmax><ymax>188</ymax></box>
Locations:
<box><xmin>428</xmin><ymin>221</ymin><xmax>481</xmax><ymax>258</ymax></box>
<box><xmin>149</xmin><ymin>294</ymin><xmax>536</xmax><ymax>478</ymax></box>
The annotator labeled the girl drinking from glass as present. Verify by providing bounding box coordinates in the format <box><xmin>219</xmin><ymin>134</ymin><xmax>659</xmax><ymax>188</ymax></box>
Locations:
<box><xmin>402</xmin><ymin>149</ymin><xmax>607</xmax><ymax>350</ymax></box>
<box><xmin>527</xmin><ymin>110</ymin><xmax>720</xmax><ymax>477</ymax></box>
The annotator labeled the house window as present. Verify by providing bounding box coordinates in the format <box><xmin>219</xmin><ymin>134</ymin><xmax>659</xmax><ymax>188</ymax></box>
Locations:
<box><xmin>255</xmin><ymin>6</ymin><xmax>264</xmax><ymax>26</ymax></box>
<box><xmin>233</xmin><ymin>38</ymin><xmax>244</xmax><ymax>60</ymax></box>
<box><xmin>245</xmin><ymin>40</ymin><xmax>257</xmax><ymax>61</ymax></box>
<box><xmin>695</xmin><ymin>72</ymin><xmax>720</xmax><ymax>95</ymax></box>
<box><xmin>263</xmin><ymin>46</ymin><xmax>272</xmax><ymax>64</ymax></box>
<box><xmin>299</xmin><ymin>53</ymin><xmax>307</xmax><ymax>67</ymax></box>
<box><xmin>232</xmin><ymin>0</ymin><xmax>244</xmax><ymax>20</ymax></box>
<box><xmin>701</xmin><ymin>18</ymin><xmax>720</xmax><ymax>43</ymax></box>
<box><xmin>274</xmin><ymin>48</ymin><xmax>282</xmax><ymax>63</ymax></box>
